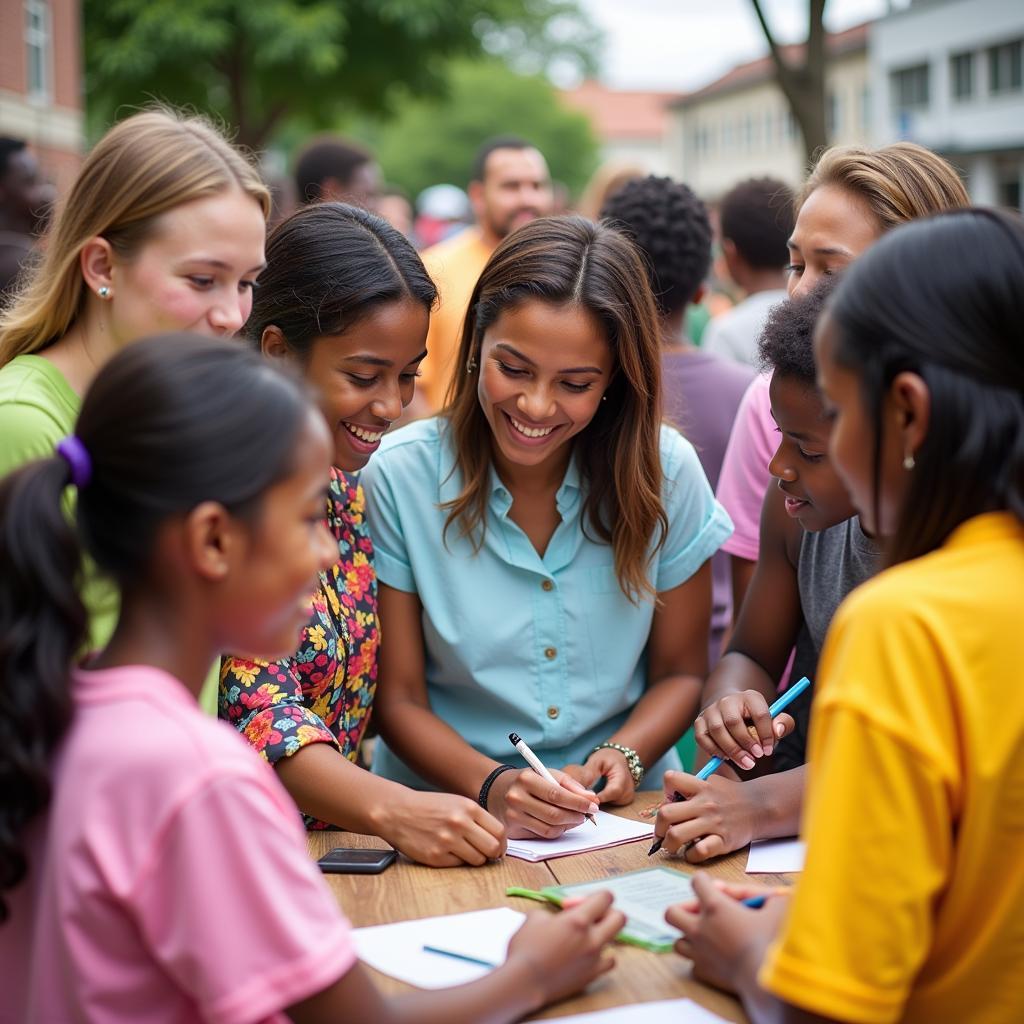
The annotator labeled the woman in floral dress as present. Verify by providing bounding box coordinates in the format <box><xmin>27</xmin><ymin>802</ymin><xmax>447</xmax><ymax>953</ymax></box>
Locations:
<box><xmin>220</xmin><ymin>203</ymin><xmax>506</xmax><ymax>866</ymax></box>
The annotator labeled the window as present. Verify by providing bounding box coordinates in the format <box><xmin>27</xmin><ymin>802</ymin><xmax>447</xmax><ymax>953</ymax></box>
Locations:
<box><xmin>891</xmin><ymin>64</ymin><xmax>930</xmax><ymax>112</ymax></box>
<box><xmin>24</xmin><ymin>0</ymin><xmax>51</xmax><ymax>102</ymax></box>
<box><xmin>988</xmin><ymin>40</ymin><xmax>1023</xmax><ymax>95</ymax></box>
<box><xmin>951</xmin><ymin>52</ymin><xmax>975</xmax><ymax>100</ymax></box>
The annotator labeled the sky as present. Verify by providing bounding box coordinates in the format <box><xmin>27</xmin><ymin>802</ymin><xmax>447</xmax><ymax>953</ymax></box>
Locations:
<box><xmin>579</xmin><ymin>0</ymin><xmax>899</xmax><ymax>92</ymax></box>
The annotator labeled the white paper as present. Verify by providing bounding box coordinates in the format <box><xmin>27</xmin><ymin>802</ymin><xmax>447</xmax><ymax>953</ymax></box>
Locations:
<box><xmin>526</xmin><ymin>997</ymin><xmax>731</xmax><ymax>1023</ymax></box>
<box><xmin>746</xmin><ymin>837</ymin><xmax>806</xmax><ymax>873</ymax></box>
<box><xmin>353</xmin><ymin>906</ymin><xmax>525</xmax><ymax>988</ymax></box>
<box><xmin>506</xmin><ymin>810</ymin><xmax>654</xmax><ymax>862</ymax></box>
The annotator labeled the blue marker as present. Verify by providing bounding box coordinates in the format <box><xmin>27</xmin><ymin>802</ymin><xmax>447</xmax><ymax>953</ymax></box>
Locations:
<box><xmin>648</xmin><ymin>676</ymin><xmax>812</xmax><ymax>856</ymax></box>
<box><xmin>695</xmin><ymin>675</ymin><xmax>813</xmax><ymax>782</ymax></box>
<box><xmin>423</xmin><ymin>944</ymin><xmax>498</xmax><ymax>969</ymax></box>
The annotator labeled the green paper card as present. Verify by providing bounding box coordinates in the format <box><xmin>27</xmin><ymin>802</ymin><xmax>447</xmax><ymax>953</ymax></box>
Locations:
<box><xmin>507</xmin><ymin>866</ymin><xmax>695</xmax><ymax>953</ymax></box>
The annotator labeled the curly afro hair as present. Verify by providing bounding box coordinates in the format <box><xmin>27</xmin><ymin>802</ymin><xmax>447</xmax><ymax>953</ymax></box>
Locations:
<box><xmin>757</xmin><ymin>274</ymin><xmax>838</xmax><ymax>386</ymax></box>
<box><xmin>600</xmin><ymin>174</ymin><xmax>711</xmax><ymax>318</ymax></box>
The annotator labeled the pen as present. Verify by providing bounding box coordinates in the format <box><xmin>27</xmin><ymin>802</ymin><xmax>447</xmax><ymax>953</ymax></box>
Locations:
<box><xmin>422</xmin><ymin>944</ymin><xmax>499</xmax><ymax>968</ymax></box>
<box><xmin>508</xmin><ymin>732</ymin><xmax>597</xmax><ymax>826</ymax></box>
<box><xmin>648</xmin><ymin>676</ymin><xmax>812</xmax><ymax>856</ymax></box>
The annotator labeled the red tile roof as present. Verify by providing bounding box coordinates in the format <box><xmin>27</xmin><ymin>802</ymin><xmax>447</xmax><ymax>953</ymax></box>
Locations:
<box><xmin>560</xmin><ymin>80</ymin><xmax>683</xmax><ymax>140</ymax></box>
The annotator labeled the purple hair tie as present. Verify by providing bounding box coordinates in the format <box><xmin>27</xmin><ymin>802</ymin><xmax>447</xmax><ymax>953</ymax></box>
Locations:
<box><xmin>56</xmin><ymin>436</ymin><xmax>92</xmax><ymax>489</ymax></box>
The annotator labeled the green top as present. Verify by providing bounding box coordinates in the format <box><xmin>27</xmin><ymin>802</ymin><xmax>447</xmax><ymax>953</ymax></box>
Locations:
<box><xmin>0</xmin><ymin>353</ymin><xmax>120</xmax><ymax>657</ymax></box>
<box><xmin>0</xmin><ymin>353</ymin><xmax>220</xmax><ymax>712</ymax></box>
<box><xmin>0</xmin><ymin>353</ymin><xmax>80</xmax><ymax>473</ymax></box>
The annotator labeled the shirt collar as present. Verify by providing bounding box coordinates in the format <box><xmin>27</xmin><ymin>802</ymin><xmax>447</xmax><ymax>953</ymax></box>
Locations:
<box><xmin>438</xmin><ymin>423</ymin><xmax>583</xmax><ymax>520</ymax></box>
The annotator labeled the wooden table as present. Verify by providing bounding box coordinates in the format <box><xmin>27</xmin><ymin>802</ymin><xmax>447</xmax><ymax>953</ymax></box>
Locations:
<box><xmin>308</xmin><ymin>796</ymin><xmax>795</xmax><ymax>1022</ymax></box>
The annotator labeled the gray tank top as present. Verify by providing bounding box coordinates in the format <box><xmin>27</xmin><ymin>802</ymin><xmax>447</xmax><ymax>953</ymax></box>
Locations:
<box><xmin>773</xmin><ymin>517</ymin><xmax>880</xmax><ymax>772</ymax></box>
<box><xmin>798</xmin><ymin>516</ymin><xmax>880</xmax><ymax>657</ymax></box>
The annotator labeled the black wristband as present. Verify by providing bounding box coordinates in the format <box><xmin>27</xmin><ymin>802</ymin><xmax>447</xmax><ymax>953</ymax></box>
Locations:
<box><xmin>478</xmin><ymin>764</ymin><xmax>518</xmax><ymax>809</ymax></box>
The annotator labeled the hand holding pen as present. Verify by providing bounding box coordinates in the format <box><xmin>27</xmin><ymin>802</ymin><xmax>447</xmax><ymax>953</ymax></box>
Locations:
<box><xmin>488</xmin><ymin>733</ymin><xmax>599</xmax><ymax>839</ymax></box>
<box><xmin>649</xmin><ymin>677</ymin><xmax>812</xmax><ymax>856</ymax></box>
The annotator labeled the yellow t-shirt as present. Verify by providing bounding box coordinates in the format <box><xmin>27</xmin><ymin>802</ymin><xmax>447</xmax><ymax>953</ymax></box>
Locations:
<box><xmin>419</xmin><ymin>227</ymin><xmax>493</xmax><ymax>412</ymax></box>
<box><xmin>761</xmin><ymin>512</ymin><xmax>1024</xmax><ymax>1024</ymax></box>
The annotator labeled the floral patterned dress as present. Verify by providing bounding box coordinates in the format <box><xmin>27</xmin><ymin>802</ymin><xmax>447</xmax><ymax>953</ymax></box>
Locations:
<box><xmin>220</xmin><ymin>468</ymin><xmax>379</xmax><ymax>829</ymax></box>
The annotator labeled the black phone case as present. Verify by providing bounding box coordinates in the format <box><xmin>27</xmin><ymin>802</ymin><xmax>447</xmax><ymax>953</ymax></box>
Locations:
<box><xmin>317</xmin><ymin>848</ymin><xmax>397</xmax><ymax>874</ymax></box>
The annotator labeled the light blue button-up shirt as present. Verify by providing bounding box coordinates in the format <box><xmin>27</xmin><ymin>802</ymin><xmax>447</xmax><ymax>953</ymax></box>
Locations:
<box><xmin>362</xmin><ymin>417</ymin><xmax>733</xmax><ymax>790</ymax></box>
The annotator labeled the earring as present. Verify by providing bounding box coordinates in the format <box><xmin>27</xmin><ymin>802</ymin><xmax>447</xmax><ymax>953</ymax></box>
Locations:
<box><xmin>903</xmin><ymin>453</ymin><xmax>915</xmax><ymax>471</ymax></box>
<box><xmin>466</xmin><ymin>354</ymin><xmax>477</xmax><ymax>374</ymax></box>
<box><xmin>601</xmin><ymin>394</ymin><xmax>607</xmax><ymax>402</ymax></box>
<box><xmin>97</xmin><ymin>286</ymin><xmax>111</xmax><ymax>299</ymax></box>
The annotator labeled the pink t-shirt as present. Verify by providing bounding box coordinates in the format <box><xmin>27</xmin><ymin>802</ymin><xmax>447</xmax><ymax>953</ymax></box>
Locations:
<box><xmin>0</xmin><ymin>665</ymin><xmax>356</xmax><ymax>1024</ymax></box>
<box><xmin>715</xmin><ymin>373</ymin><xmax>776</xmax><ymax>562</ymax></box>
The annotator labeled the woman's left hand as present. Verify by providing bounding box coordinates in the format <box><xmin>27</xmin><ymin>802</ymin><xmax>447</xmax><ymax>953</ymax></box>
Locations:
<box><xmin>666</xmin><ymin>873</ymin><xmax>788</xmax><ymax>994</ymax></box>
<box><xmin>562</xmin><ymin>747</ymin><xmax>636</xmax><ymax>806</ymax></box>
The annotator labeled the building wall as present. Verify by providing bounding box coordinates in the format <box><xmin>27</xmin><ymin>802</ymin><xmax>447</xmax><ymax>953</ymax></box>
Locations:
<box><xmin>670</xmin><ymin>51</ymin><xmax>871</xmax><ymax>199</ymax></box>
<box><xmin>0</xmin><ymin>0</ymin><xmax>84</xmax><ymax>194</ymax></box>
<box><xmin>871</xmin><ymin>0</ymin><xmax>1024</xmax><ymax>208</ymax></box>
<box><xmin>595</xmin><ymin>138</ymin><xmax>674</xmax><ymax>177</ymax></box>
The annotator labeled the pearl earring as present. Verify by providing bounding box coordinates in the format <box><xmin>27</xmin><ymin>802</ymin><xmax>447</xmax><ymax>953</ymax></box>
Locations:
<box><xmin>903</xmin><ymin>453</ymin><xmax>915</xmax><ymax>471</ymax></box>
<box><xmin>98</xmin><ymin>286</ymin><xmax>111</xmax><ymax>299</ymax></box>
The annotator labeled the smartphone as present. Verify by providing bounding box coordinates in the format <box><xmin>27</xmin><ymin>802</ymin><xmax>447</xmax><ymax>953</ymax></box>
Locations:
<box><xmin>316</xmin><ymin>847</ymin><xmax>398</xmax><ymax>875</ymax></box>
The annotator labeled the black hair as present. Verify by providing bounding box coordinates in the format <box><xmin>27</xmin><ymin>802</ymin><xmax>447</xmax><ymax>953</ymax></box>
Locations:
<box><xmin>758</xmin><ymin>275</ymin><xmax>838</xmax><ymax>387</ymax></box>
<box><xmin>0</xmin><ymin>335</ymin><xmax>313</xmax><ymax>920</ymax></box>
<box><xmin>829</xmin><ymin>208</ymin><xmax>1024</xmax><ymax>566</ymax></box>
<box><xmin>293</xmin><ymin>135</ymin><xmax>374</xmax><ymax>204</ymax></box>
<box><xmin>244</xmin><ymin>202</ymin><xmax>437</xmax><ymax>358</ymax></box>
<box><xmin>719</xmin><ymin>177</ymin><xmax>795</xmax><ymax>269</ymax></box>
<box><xmin>471</xmin><ymin>135</ymin><xmax>535</xmax><ymax>184</ymax></box>
<box><xmin>0</xmin><ymin>137</ymin><xmax>27</xmax><ymax>179</ymax></box>
<box><xmin>600</xmin><ymin>175</ymin><xmax>712</xmax><ymax>318</ymax></box>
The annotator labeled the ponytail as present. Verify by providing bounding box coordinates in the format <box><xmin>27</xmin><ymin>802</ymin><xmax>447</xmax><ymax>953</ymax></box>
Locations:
<box><xmin>0</xmin><ymin>333</ymin><xmax>313</xmax><ymax>919</ymax></box>
<box><xmin>0</xmin><ymin>457</ymin><xmax>87</xmax><ymax>921</ymax></box>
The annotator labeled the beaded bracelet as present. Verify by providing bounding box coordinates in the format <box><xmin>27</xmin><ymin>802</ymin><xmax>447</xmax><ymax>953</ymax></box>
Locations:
<box><xmin>478</xmin><ymin>764</ymin><xmax>518</xmax><ymax>809</ymax></box>
<box><xmin>589</xmin><ymin>742</ymin><xmax>645</xmax><ymax>786</ymax></box>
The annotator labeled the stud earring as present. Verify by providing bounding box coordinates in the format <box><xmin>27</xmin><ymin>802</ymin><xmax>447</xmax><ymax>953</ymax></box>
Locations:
<box><xmin>601</xmin><ymin>394</ymin><xmax>607</xmax><ymax>402</ymax></box>
<box><xmin>97</xmin><ymin>286</ymin><xmax>111</xmax><ymax>299</ymax></box>
<box><xmin>903</xmin><ymin>453</ymin><xmax>915</xmax><ymax>471</ymax></box>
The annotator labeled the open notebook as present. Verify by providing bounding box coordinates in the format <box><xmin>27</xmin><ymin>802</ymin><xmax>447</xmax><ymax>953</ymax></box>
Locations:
<box><xmin>506</xmin><ymin>810</ymin><xmax>654</xmax><ymax>862</ymax></box>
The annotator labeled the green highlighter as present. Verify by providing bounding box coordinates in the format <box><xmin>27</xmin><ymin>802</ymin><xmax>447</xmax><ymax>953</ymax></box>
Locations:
<box><xmin>507</xmin><ymin>865</ymin><xmax>696</xmax><ymax>953</ymax></box>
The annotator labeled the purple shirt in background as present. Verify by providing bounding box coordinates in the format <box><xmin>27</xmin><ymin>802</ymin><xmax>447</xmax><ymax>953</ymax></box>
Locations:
<box><xmin>661</xmin><ymin>348</ymin><xmax>755</xmax><ymax>668</ymax></box>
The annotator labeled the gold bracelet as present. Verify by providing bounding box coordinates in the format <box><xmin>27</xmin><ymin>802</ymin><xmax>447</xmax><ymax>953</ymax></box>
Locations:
<box><xmin>589</xmin><ymin>742</ymin><xmax>645</xmax><ymax>785</ymax></box>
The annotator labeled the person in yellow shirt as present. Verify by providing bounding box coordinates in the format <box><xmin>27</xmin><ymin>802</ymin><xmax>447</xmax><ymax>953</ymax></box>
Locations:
<box><xmin>666</xmin><ymin>208</ymin><xmax>1024</xmax><ymax>1024</ymax></box>
<box><xmin>418</xmin><ymin>136</ymin><xmax>553</xmax><ymax>411</ymax></box>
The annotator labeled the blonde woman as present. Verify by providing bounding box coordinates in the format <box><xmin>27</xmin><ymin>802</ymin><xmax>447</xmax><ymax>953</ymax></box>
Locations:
<box><xmin>0</xmin><ymin>108</ymin><xmax>269</xmax><ymax>652</ymax></box>
<box><xmin>715</xmin><ymin>142</ymin><xmax>969</xmax><ymax>612</ymax></box>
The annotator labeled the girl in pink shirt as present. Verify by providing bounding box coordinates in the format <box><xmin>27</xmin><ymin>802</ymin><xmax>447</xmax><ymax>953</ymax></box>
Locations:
<box><xmin>0</xmin><ymin>336</ymin><xmax>622</xmax><ymax>1024</ymax></box>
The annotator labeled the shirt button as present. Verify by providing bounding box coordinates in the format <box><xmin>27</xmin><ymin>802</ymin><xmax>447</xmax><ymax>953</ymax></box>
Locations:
<box><xmin>541</xmin><ymin>579</ymin><xmax>554</xmax><ymax>592</ymax></box>
<box><xmin>544</xmin><ymin>647</ymin><xmax>557</xmax><ymax>660</ymax></box>
<box><xmin>547</xmin><ymin>705</ymin><xmax>559</xmax><ymax>719</ymax></box>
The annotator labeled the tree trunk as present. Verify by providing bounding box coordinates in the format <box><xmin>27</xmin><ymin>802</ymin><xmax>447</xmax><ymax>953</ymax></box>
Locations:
<box><xmin>750</xmin><ymin>0</ymin><xmax>829</xmax><ymax>166</ymax></box>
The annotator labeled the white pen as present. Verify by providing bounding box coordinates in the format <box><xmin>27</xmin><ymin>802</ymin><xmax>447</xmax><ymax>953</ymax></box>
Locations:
<box><xmin>508</xmin><ymin>732</ymin><xmax>597</xmax><ymax>825</ymax></box>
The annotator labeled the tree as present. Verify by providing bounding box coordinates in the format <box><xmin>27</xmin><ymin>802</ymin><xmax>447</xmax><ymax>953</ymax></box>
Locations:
<box><xmin>749</xmin><ymin>0</ymin><xmax>828</xmax><ymax>162</ymax></box>
<box><xmin>365</xmin><ymin>58</ymin><xmax>599</xmax><ymax>200</ymax></box>
<box><xmin>83</xmin><ymin>0</ymin><xmax>601</xmax><ymax>150</ymax></box>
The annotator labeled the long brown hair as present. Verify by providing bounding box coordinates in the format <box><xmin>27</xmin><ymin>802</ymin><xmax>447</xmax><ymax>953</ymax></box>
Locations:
<box><xmin>442</xmin><ymin>215</ymin><xmax>667</xmax><ymax>603</ymax></box>
<box><xmin>0</xmin><ymin>108</ymin><xmax>270</xmax><ymax>366</ymax></box>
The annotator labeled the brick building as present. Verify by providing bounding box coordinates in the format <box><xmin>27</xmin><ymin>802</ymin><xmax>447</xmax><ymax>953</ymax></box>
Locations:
<box><xmin>0</xmin><ymin>0</ymin><xmax>84</xmax><ymax>193</ymax></box>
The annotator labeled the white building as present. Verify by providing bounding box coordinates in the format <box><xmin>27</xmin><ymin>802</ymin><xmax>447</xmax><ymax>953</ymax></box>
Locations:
<box><xmin>667</xmin><ymin>23</ymin><xmax>872</xmax><ymax>200</ymax></box>
<box><xmin>871</xmin><ymin>0</ymin><xmax>1024</xmax><ymax>209</ymax></box>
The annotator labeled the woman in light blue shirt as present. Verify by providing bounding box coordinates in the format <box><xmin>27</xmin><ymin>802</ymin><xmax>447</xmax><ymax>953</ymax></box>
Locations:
<box><xmin>362</xmin><ymin>216</ymin><xmax>732</xmax><ymax>840</ymax></box>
